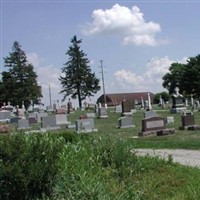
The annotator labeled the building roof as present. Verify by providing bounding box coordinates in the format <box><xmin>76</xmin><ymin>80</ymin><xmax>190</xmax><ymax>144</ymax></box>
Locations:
<box><xmin>97</xmin><ymin>92</ymin><xmax>155</xmax><ymax>106</ymax></box>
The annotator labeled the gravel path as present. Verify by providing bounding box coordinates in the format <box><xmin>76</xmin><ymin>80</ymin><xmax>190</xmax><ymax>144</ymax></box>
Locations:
<box><xmin>133</xmin><ymin>149</ymin><xmax>200</xmax><ymax>168</ymax></box>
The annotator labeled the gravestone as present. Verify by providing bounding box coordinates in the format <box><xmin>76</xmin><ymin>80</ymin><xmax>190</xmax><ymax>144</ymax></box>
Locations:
<box><xmin>28</xmin><ymin>117</ymin><xmax>37</xmax><ymax>124</ymax></box>
<box><xmin>166</xmin><ymin>116</ymin><xmax>174</xmax><ymax>124</ymax></box>
<box><xmin>147</xmin><ymin>92</ymin><xmax>152</xmax><ymax>111</ymax></box>
<box><xmin>29</xmin><ymin>112</ymin><xmax>48</xmax><ymax>123</ymax></box>
<box><xmin>41</xmin><ymin>115</ymin><xmax>58</xmax><ymax>128</ymax></box>
<box><xmin>118</xmin><ymin>117</ymin><xmax>135</xmax><ymax>128</ymax></box>
<box><xmin>170</xmin><ymin>87</ymin><xmax>186</xmax><ymax>113</ymax></box>
<box><xmin>75</xmin><ymin>118</ymin><xmax>97</xmax><ymax>133</ymax></box>
<box><xmin>46</xmin><ymin>105</ymin><xmax>54</xmax><ymax>112</ymax></box>
<box><xmin>115</xmin><ymin>104</ymin><xmax>122</xmax><ymax>113</ymax></box>
<box><xmin>79</xmin><ymin>114</ymin><xmax>88</xmax><ymax>119</ymax></box>
<box><xmin>18</xmin><ymin>119</ymin><xmax>30</xmax><ymax>129</ymax></box>
<box><xmin>56</xmin><ymin>108</ymin><xmax>66</xmax><ymax>114</ymax></box>
<box><xmin>55</xmin><ymin>114</ymin><xmax>71</xmax><ymax>126</ymax></box>
<box><xmin>139</xmin><ymin>116</ymin><xmax>175</xmax><ymax>136</ymax></box>
<box><xmin>179</xmin><ymin>111</ymin><xmax>200</xmax><ymax>130</ymax></box>
<box><xmin>144</xmin><ymin>110</ymin><xmax>157</xmax><ymax>119</ymax></box>
<box><xmin>98</xmin><ymin>107</ymin><xmax>108</xmax><ymax>118</ymax></box>
<box><xmin>121</xmin><ymin>100</ymin><xmax>135</xmax><ymax>116</ymax></box>
<box><xmin>10</xmin><ymin>117</ymin><xmax>21</xmax><ymax>124</ymax></box>
<box><xmin>42</xmin><ymin>114</ymin><xmax>70</xmax><ymax>129</ymax></box>
<box><xmin>0</xmin><ymin>110</ymin><xmax>11</xmax><ymax>122</ymax></box>
<box><xmin>86</xmin><ymin>113</ymin><xmax>96</xmax><ymax>118</ymax></box>
<box><xmin>140</xmin><ymin>97</ymin><xmax>145</xmax><ymax>109</ymax></box>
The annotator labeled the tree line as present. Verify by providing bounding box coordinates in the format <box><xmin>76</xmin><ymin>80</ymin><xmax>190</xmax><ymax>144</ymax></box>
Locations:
<box><xmin>0</xmin><ymin>36</ymin><xmax>199</xmax><ymax>108</ymax></box>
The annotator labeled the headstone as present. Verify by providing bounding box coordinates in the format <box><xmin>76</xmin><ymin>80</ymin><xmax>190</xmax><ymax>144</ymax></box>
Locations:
<box><xmin>170</xmin><ymin>87</ymin><xmax>186</xmax><ymax>113</ymax></box>
<box><xmin>55</xmin><ymin>114</ymin><xmax>71</xmax><ymax>126</ymax></box>
<box><xmin>41</xmin><ymin>115</ymin><xmax>58</xmax><ymax>128</ymax></box>
<box><xmin>139</xmin><ymin>116</ymin><xmax>166</xmax><ymax>136</ymax></box>
<box><xmin>4</xmin><ymin>102</ymin><xmax>13</xmax><ymax>111</ymax></box>
<box><xmin>86</xmin><ymin>113</ymin><xmax>96</xmax><ymax>118</ymax></box>
<box><xmin>18</xmin><ymin>119</ymin><xmax>29</xmax><ymax>129</ymax></box>
<box><xmin>0</xmin><ymin>110</ymin><xmax>11</xmax><ymax>122</ymax></box>
<box><xmin>46</xmin><ymin>105</ymin><xmax>54</xmax><ymax>112</ymax></box>
<box><xmin>144</xmin><ymin>110</ymin><xmax>157</xmax><ymax>118</ymax></box>
<box><xmin>115</xmin><ymin>104</ymin><xmax>122</xmax><ymax>113</ymax></box>
<box><xmin>56</xmin><ymin>108</ymin><xmax>66</xmax><ymax>114</ymax></box>
<box><xmin>118</xmin><ymin>117</ymin><xmax>135</xmax><ymax>128</ymax></box>
<box><xmin>28</xmin><ymin>117</ymin><xmax>37</xmax><ymax>124</ymax></box>
<box><xmin>147</xmin><ymin>92</ymin><xmax>152</xmax><ymax>111</ymax></box>
<box><xmin>98</xmin><ymin>107</ymin><xmax>108</xmax><ymax>118</ymax></box>
<box><xmin>10</xmin><ymin>117</ymin><xmax>21</xmax><ymax>124</ymax></box>
<box><xmin>166</xmin><ymin>116</ymin><xmax>174</xmax><ymax>124</ymax></box>
<box><xmin>29</xmin><ymin>112</ymin><xmax>48</xmax><ymax>123</ymax></box>
<box><xmin>140</xmin><ymin>97</ymin><xmax>144</xmax><ymax>109</ymax></box>
<box><xmin>179</xmin><ymin>111</ymin><xmax>198</xmax><ymax>130</ymax></box>
<box><xmin>17</xmin><ymin>108</ymin><xmax>25</xmax><ymax>119</ymax></box>
<box><xmin>122</xmin><ymin>100</ymin><xmax>135</xmax><ymax>116</ymax></box>
<box><xmin>79</xmin><ymin>114</ymin><xmax>88</xmax><ymax>119</ymax></box>
<box><xmin>75</xmin><ymin>118</ymin><xmax>97</xmax><ymax>133</ymax></box>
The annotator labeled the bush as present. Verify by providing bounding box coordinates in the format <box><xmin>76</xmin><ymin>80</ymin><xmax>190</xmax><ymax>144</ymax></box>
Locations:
<box><xmin>0</xmin><ymin>132</ymin><xmax>65</xmax><ymax>200</ymax></box>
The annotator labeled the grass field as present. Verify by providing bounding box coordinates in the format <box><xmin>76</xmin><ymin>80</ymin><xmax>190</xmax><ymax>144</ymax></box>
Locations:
<box><xmin>1</xmin><ymin>105</ymin><xmax>200</xmax><ymax>199</ymax></box>
<box><xmin>67</xmin><ymin>105</ymin><xmax>200</xmax><ymax>150</ymax></box>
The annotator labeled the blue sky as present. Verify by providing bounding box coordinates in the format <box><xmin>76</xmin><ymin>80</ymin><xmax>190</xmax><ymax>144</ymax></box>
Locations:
<box><xmin>1</xmin><ymin>0</ymin><xmax>200</xmax><ymax>107</ymax></box>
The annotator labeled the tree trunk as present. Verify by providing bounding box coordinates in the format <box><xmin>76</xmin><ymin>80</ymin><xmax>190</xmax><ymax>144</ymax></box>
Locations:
<box><xmin>77</xmin><ymin>88</ymin><xmax>82</xmax><ymax>108</ymax></box>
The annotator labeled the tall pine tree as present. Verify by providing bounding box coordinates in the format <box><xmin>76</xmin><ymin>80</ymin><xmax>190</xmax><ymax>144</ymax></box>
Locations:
<box><xmin>59</xmin><ymin>35</ymin><xmax>100</xmax><ymax>108</ymax></box>
<box><xmin>0</xmin><ymin>41</ymin><xmax>42</xmax><ymax>108</ymax></box>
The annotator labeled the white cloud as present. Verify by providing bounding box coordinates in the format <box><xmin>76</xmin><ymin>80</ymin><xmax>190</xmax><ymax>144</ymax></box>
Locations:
<box><xmin>27</xmin><ymin>53</ymin><xmax>64</xmax><ymax>106</ymax></box>
<box><xmin>83</xmin><ymin>4</ymin><xmax>164</xmax><ymax>46</ymax></box>
<box><xmin>112</xmin><ymin>56</ymin><xmax>187</xmax><ymax>93</ymax></box>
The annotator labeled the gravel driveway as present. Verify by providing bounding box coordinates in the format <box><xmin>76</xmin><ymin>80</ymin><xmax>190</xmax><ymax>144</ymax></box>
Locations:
<box><xmin>133</xmin><ymin>149</ymin><xmax>200</xmax><ymax>168</ymax></box>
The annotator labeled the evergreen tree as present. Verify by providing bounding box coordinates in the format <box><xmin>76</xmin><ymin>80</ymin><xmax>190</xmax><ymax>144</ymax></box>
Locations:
<box><xmin>59</xmin><ymin>35</ymin><xmax>100</xmax><ymax>108</ymax></box>
<box><xmin>0</xmin><ymin>41</ymin><xmax>42</xmax><ymax>108</ymax></box>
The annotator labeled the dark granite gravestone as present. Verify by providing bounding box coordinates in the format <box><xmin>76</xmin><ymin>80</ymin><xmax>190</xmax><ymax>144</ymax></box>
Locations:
<box><xmin>170</xmin><ymin>87</ymin><xmax>186</xmax><ymax>113</ymax></box>
<box><xmin>142</xmin><ymin>116</ymin><xmax>165</xmax><ymax>132</ymax></box>
<box><xmin>121</xmin><ymin>100</ymin><xmax>135</xmax><ymax>116</ymax></box>
<box><xmin>179</xmin><ymin>111</ymin><xmax>200</xmax><ymax>130</ymax></box>
<box><xmin>139</xmin><ymin>116</ymin><xmax>175</xmax><ymax>136</ymax></box>
<box><xmin>28</xmin><ymin>117</ymin><xmax>37</xmax><ymax>124</ymax></box>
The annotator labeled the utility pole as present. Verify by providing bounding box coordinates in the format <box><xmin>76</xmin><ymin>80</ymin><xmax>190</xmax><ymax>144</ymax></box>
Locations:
<box><xmin>49</xmin><ymin>84</ymin><xmax>52</xmax><ymax>107</ymax></box>
<box><xmin>99</xmin><ymin>60</ymin><xmax>107</xmax><ymax>106</ymax></box>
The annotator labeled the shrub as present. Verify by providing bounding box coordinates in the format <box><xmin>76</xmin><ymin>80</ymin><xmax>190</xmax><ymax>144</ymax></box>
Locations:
<box><xmin>0</xmin><ymin>132</ymin><xmax>65</xmax><ymax>200</ymax></box>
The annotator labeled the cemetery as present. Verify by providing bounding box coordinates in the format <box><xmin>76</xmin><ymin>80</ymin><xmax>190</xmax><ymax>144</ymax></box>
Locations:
<box><xmin>0</xmin><ymin>94</ymin><xmax>200</xmax><ymax>135</ymax></box>
<box><xmin>1</xmin><ymin>95</ymin><xmax>200</xmax><ymax>199</ymax></box>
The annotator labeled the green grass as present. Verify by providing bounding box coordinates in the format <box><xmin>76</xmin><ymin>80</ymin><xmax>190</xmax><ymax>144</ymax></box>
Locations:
<box><xmin>67</xmin><ymin>106</ymin><xmax>200</xmax><ymax>150</ymax></box>
<box><xmin>1</xmin><ymin>106</ymin><xmax>200</xmax><ymax>199</ymax></box>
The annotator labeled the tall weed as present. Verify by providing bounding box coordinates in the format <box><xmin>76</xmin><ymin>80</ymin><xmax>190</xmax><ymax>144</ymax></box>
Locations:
<box><xmin>0</xmin><ymin>132</ymin><xmax>65</xmax><ymax>200</ymax></box>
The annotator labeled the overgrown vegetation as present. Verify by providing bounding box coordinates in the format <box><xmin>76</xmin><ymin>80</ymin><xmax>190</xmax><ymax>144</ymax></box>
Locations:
<box><xmin>1</xmin><ymin>128</ymin><xmax>200</xmax><ymax>199</ymax></box>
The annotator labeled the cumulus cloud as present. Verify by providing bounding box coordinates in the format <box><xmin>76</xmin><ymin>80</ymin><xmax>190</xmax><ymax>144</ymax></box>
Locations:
<box><xmin>27</xmin><ymin>53</ymin><xmax>63</xmax><ymax>106</ymax></box>
<box><xmin>83</xmin><ymin>4</ymin><xmax>164</xmax><ymax>46</ymax></box>
<box><xmin>112</xmin><ymin>56</ymin><xmax>187</xmax><ymax>93</ymax></box>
